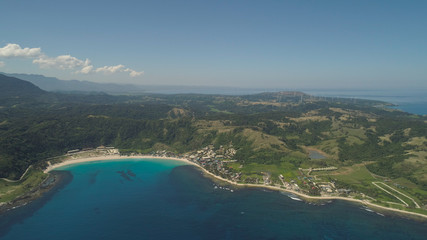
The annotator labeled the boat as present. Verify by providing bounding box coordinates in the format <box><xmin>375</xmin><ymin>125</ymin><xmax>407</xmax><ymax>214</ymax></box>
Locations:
<box><xmin>363</xmin><ymin>207</ymin><xmax>374</xmax><ymax>212</ymax></box>
<box><xmin>289</xmin><ymin>196</ymin><xmax>303</xmax><ymax>201</ymax></box>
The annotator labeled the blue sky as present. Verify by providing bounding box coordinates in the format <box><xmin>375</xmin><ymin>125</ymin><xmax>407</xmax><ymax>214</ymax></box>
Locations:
<box><xmin>0</xmin><ymin>0</ymin><xmax>426</xmax><ymax>89</ymax></box>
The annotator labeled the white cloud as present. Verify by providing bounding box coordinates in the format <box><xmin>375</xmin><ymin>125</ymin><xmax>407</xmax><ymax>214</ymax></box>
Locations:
<box><xmin>95</xmin><ymin>64</ymin><xmax>125</xmax><ymax>74</ymax></box>
<box><xmin>96</xmin><ymin>65</ymin><xmax>143</xmax><ymax>77</ymax></box>
<box><xmin>33</xmin><ymin>55</ymin><xmax>91</xmax><ymax>70</ymax></box>
<box><xmin>0</xmin><ymin>43</ymin><xmax>42</xmax><ymax>58</ymax></box>
<box><xmin>124</xmin><ymin>68</ymin><xmax>144</xmax><ymax>77</ymax></box>
<box><xmin>0</xmin><ymin>43</ymin><xmax>143</xmax><ymax>78</ymax></box>
<box><xmin>0</xmin><ymin>61</ymin><xmax>4</xmax><ymax>67</ymax></box>
<box><xmin>79</xmin><ymin>65</ymin><xmax>94</xmax><ymax>74</ymax></box>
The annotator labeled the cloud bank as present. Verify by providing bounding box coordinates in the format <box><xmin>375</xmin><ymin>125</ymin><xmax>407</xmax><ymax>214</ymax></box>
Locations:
<box><xmin>0</xmin><ymin>43</ymin><xmax>42</xmax><ymax>58</ymax></box>
<box><xmin>0</xmin><ymin>43</ymin><xmax>143</xmax><ymax>77</ymax></box>
<box><xmin>33</xmin><ymin>55</ymin><xmax>91</xmax><ymax>70</ymax></box>
<box><xmin>94</xmin><ymin>64</ymin><xmax>143</xmax><ymax>77</ymax></box>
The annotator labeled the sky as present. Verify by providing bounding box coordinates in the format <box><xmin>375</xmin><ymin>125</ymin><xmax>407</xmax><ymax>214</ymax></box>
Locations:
<box><xmin>0</xmin><ymin>0</ymin><xmax>426</xmax><ymax>90</ymax></box>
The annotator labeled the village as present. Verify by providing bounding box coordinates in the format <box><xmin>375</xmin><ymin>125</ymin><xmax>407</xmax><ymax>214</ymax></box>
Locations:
<box><xmin>151</xmin><ymin>144</ymin><xmax>243</xmax><ymax>183</ymax></box>
<box><xmin>149</xmin><ymin>145</ymin><xmax>352</xmax><ymax>198</ymax></box>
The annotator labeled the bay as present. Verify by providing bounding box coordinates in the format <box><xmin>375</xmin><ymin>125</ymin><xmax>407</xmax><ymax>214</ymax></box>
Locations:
<box><xmin>0</xmin><ymin>159</ymin><xmax>426</xmax><ymax>239</ymax></box>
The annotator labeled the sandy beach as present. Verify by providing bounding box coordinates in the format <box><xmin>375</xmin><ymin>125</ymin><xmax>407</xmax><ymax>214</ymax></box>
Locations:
<box><xmin>44</xmin><ymin>154</ymin><xmax>427</xmax><ymax>220</ymax></box>
<box><xmin>44</xmin><ymin>155</ymin><xmax>199</xmax><ymax>173</ymax></box>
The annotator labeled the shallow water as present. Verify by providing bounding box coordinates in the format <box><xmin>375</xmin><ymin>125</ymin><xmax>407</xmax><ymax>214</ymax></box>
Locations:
<box><xmin>1</xmin><ymin>159</ymin><xmax>426</xmax><ymax>240</ymax></box>
<box><xmin>308</xmin><ymin>149</ymin><xmax>326</xmax><ymax>159</ymax></box>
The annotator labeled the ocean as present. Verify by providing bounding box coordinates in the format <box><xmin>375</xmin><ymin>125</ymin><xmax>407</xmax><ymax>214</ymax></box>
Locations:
<box><xmin>144</xmin><ymin>87</ymin><xmax>427</xmax><ymax>115</ymax></box>
<box><xmin>0</xmin><ymin>159</ymin><xmax>426</xmax><ymax>240</ymax></box>
<box><xmin>303</xmin><ymin>89</ymin><xmax>427</xmax><ymax>115</ymax></box>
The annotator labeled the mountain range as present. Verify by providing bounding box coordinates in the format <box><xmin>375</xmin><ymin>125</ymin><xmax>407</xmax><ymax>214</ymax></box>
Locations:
<box><xmin>0</xmin><ymin>74</ymin><xmax>46</xmax><ymax>98</ymax></box>
<box><xmin>0</xmin><ymin>72</ymin><xmax>281</xmax><ymax>95</ymax></box>
<box><xmin>0</xmin><ymin>72</ymin><xmax>147</xmax><ymax>94</ymax></box>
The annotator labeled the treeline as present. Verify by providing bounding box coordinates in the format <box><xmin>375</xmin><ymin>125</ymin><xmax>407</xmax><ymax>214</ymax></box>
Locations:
<box><xmin>0</xmin><ymin>102</ymin><xmax>199</xmax><ymax>178</ymax></box>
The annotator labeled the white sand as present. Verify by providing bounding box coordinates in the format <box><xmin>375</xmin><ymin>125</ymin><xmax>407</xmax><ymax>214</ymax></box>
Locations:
<box><xmin>44</xmin><ymin>155</ymin><xmax>198</xmax><ymax>173</ymax></box>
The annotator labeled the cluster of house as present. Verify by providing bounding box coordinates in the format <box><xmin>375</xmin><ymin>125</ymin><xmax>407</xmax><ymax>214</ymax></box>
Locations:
<box><xmin>316</xmin><ymin>182</ymin><xmax>335</xmax><ymax>194</ymax></box>
<box><xmin>150</xmin><ymin>146</ymin><xmax>351</xmax><ymax>198</ymax></box>
<box><xmin>151</xmin><ymin>150</ymin><xmax>179</xmax><ymax>158</ymax></box>
<box><xmin>149</xmin><ymin>145</ymin><xmax>242</xmax><ymax>182</ymax></box>
<box><xmin>278</xmin><ymin>170</ymin><xmax>353</xmax><ymax>197</ymax></box>
<box><xmin>308</xmin><ymin>179</ymin><xmax>352</xmax><ymax>197</ymax></box>
<box><xmin>186</xmin><ymin>145</ymin><xmax>242</xmax><ymax>182</ymax></box>
<box><xmin>279</xmin><ymin>175</ymin><xmax>300</xmax><ymax>191</ymax></box>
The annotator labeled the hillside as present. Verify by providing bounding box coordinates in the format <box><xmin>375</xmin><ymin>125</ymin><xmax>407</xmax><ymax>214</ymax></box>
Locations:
<box><xmin>0</xmin><ymin>75</ymin><xmax>426</xmax><ymax>214</ymax></box>
<box><xmin>0</xmin><ymin>74</ymin><xmax>45</xmax><ymax>98</ymax></box>
<box><xmin>1</xmin><ymin>72</ymin><xmax>295</xmax><ymax>95</ymax></box>
<box><xmin>0</xmin><ymin>72</ymin><xmax>145</xmax><ymax>94</ymax></box>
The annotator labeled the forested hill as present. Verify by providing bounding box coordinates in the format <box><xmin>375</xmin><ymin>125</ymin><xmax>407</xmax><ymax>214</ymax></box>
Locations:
<box><xmin>0</xmin><ymin>72</ymin><xmax>146</xmax><ymax>94</ymax></box>
<box><xmin>0</xmin><ymin>74</ymin><xmax>45</xmax><ymax>98</ymax></box>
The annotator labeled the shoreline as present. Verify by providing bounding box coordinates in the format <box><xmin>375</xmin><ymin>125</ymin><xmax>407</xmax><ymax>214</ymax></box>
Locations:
<box><xmin>43</xmin><ymin>155</ymin><xmax>199</xmax><ymax>173</ymax></box>
<box><xmin>0</xmin><ymin>171</ymin><xmax>71</xmax><ymax>215</ymax></box>
<box><xmin>45</xmin><ymin>154</ymin><xmax>427</xmax><ymax>220</ymax></box>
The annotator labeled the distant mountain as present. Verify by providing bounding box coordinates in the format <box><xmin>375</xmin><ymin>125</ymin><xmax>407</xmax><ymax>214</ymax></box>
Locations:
<box><xmin>0</xmin><ymin>74</ymin><xmax>46</xmax><ymax>98</ymax></box>
<box><xmin>0</xmin><ymin>73</ymin><xmax>147</xmax><ymax>94</ymax></box>
<box><xmin>0</xmin><ymin>73</ymin><xmax>285</xmax><ymax>95</ymax></box>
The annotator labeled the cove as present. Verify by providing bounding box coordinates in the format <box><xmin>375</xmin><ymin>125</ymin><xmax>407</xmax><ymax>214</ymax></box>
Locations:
<box><xmin>0</xmin><ymin>159</ymin><xmax>426</xmax><ymax>240</ymax></box>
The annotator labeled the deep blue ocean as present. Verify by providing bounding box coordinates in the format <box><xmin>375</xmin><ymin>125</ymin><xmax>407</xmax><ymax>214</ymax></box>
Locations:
<box><xmin>0</xmin><ymin>159</ymin><xmax>426</xmax><ymax>240</ymax></box>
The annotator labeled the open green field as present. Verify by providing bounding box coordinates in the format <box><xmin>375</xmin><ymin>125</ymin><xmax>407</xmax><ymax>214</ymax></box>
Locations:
<box><xmin>314</xmin><ymin>140</ymin><xmax>339</xmax><ymax>158</ymax></box>
<box><xmin>0</xmin><ymin>169</ymin><xmax>47</xmax><ymax>203</ymax></box>
<box><xmin>373</xmin><ymin>182</ymin><xmax>421</xmax><ymax>208</ymax></box>
<box><xmin>319</xmin><ymin>164</ymin><xmax>396</xmax><ymax>202</ymax></box>
<box><xmin>227</xmin><ymin>161</ymin><xmax>299</xmax><ymax>183</ymax></box>
<box><xmin>318</xmin><ymin>164</ymin><xmax>424</xmax><ymax>206</ymax></box>
<box><xmin>393</xmin><ymin>177</ymin><xmax>427</xmax><ymax>205</ymax></box>
<box><xmin>208</xmin><ymin>105</ymin><xmax>233</xmax><ymax>114</ymax></box>
<box><xmin>323</xmin><ymin>164</ymin><xmax>376</xmax><ymax>182</ymax></box>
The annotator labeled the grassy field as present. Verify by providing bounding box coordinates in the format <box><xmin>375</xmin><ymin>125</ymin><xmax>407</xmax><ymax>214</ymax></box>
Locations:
<box><xmin>389</xmin><ymin>177</ymin><xmax>427</xmax><ymax>206</ymax></box>
<box><xmin>374</xmin><ymin>182</ymin><xmax>420</xmax><ymax>208</ymax></box>
<box><xmin>208</xmin><ymin>105</ymin><xmax>233</xmax><ymax>114</ymax></box>
<box><xmin>314</xmin><ymin>140</ymin><xmax>339</xmax><ymax>158</ymax></box>
<box><xmin>241</xmin><ymin>128</ymin><xmax>288</xmax><ymax>151</ymax></box>
<box><xmin>318</xmin><ymin>163</ymin><xmax>425</xmax><ymax>206</ymax></box>
<box><xmin>323</xmin><ymin>164</ymin><xmax>376</xmax><ymax>182</ymax></box>
<box><xmin>319</xmin><ymin>164</ymin><xmax>397</xmax><ymax>203</ymax></box>
<box><xmin>0</xmin><ymin>169</ymin><xmax>47</xmax><ymax>203</ymax></box>
<box><xmin>227</xmin><ymin>161</ymin><xmax>299</xmax><ymax>184</ymax></box>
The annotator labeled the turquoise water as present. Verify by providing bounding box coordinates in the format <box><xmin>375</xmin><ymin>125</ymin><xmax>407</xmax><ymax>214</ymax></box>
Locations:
<box><xmin>1</xmin><ymin>159</ymin><xmax>426</xmax><ymax>239</ymax></box>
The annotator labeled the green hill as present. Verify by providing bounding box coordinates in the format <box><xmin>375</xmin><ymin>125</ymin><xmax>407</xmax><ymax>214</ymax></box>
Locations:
<box><xmin>0</xmin><ymin>74</ymin><xmax>45</xmax><ymax>98</ymax></box>
<box><xmin>0</xmin><ymin>75</ymin><xmax>426</xmax><ymax>211</ymax></box>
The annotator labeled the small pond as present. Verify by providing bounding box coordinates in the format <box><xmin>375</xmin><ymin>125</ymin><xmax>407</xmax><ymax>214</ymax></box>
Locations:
<box><xmin>308</xmin><ymin>149</ymin><xmax>326</xmax><ymax>159</ymax></box>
